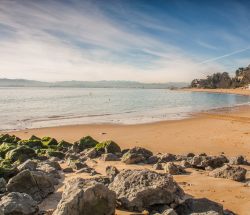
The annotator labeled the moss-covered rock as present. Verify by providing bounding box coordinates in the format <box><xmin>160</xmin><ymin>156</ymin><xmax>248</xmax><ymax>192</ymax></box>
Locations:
<box><xmin>0</xmin><ymin>143</ymin><xmax>16</xmax><ymax>158</ymax></box>
<box><xmin>18</xmin><ymin>139</ymin><xmax>43</xmax><ymax>149</ymax></box>
<box><xmin>0</xmin><ymin>159</ymin><xmax>18</xmax><ymax>179</ymax></box>
<box><xmin>5</xmin><ymin>146</ymin><xmax>36</xmax><ymax>162</ymax></box>
<box><xmin>57</xmin><ymin>140</ymin><xmax>72</xmax><ymax>149</ymax></box>
<box><xmin>95</xmin><ymin>140</ymin><xmax>121</xmax><ymax>154</ymax></box>
<box><xmin>29</xmin><ymin>135</ymin><xmax>41</xmax><ymax>141</ymax></box>
<box><xmin>0</xmin><ymin>134</ymin><xmax>20</xmax><ymax>144</ymax></box>
<box><xmin>42</xmin><ymin>137</ymin><xmax>58</xmax><ymax>147</ymax></box>
<box><xmin>47</xmin><ymin>150</ymin><xmax>65</xmax><ymax>159</ymax></box>
<box><xmin>73</xmin><ymin>136</ymin><xmax>98</xmax><ymax>152</ymax></box>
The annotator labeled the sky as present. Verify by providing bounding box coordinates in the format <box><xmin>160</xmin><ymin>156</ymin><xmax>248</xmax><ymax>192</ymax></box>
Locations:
<box><xmin>0</xmin><ymin>0</ymin><xmax>250</xmax><ymax>82</ymax></box>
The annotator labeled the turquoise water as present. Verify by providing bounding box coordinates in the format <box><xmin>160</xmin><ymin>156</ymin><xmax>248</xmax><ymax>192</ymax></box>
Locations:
<box><xmin>0</xmin><ymin>87</ymin><xmax>250</xmax><ymax>130</ymax></box>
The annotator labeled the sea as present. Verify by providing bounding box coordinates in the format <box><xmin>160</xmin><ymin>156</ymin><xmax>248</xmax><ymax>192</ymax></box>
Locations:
<box><xmin>1</xmin><ymin>87</ymin><xmax>250</xmax><ymax>131</ymax></box>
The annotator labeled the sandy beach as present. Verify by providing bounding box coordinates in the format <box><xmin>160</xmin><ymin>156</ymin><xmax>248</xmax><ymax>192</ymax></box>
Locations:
<box><xmin>7</xmin><ymin>103</ymin><xmax>250</xmax><ymax>214</ymax></box>
<box><xmin>181</xmin><ymin>88</ymin><xmax>250</xmax><ymax>96</ymax></box>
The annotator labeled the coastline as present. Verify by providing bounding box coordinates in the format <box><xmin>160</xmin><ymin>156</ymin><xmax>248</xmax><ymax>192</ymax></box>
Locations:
<box><xmin>180</xmin><ymin>87</ymin><xmax>250</xmax><ymax>96</ymax></box>
<box><xmin>10</xmin><ymin>104</ymin><xmax>250</xmax><ymax>159</ymax></box>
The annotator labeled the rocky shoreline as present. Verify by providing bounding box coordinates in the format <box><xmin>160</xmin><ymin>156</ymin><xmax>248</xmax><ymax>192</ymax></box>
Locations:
<box><xmin>0</xmin><ymin>134</ymin><xmax>249</xmax><ymax>215</ymax></box>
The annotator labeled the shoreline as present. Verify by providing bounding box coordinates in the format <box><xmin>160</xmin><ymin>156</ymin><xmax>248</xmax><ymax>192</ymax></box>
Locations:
<box><xmin>9</xmin><ymin>104</ymin><xmax>250</xmax><ymax>159</ymax></box>
<box><xmin>180</xmin><ymin>87</ymin><xmax>250</xmax><ymax>96</ymax></box>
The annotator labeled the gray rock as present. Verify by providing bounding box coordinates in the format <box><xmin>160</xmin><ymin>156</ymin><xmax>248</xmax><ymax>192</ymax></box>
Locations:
<box><xmin>106</xmin><ymin>166</ymin><xmax>119</xmax><ymax>182</ymax></box>
<box><xmin>84</xmin><ymin>148</ymin><xmax>98</xmax><ymax>159</ymax></box>
<box><xmin>121</xmin><ymin>147</ymin><xmax>153</xmax><ymax>164</ymax></box>
<box><xmin>228</xmin><ymin>155</ymin><xmax>247</xmax><ymax>165</ymax></box>
<box><xmin>6</xmin><ymin>170</ymin><xmax>55</xmax><ymax>202</ymax></box>
<box><xmin>53</xmin><ymin>178</ymin><xmax>116</xmax><ymax>215</ymax></box>
<box><xmin>37</xmin><ymin>163</ymin><xmax>60</xmax><ymax>185</ymax></box>
<box><xmin>17</xmin><ymin>159</ymin><xmax>37</xmax><ymax>172</ymax></box>
<box><xmin>209</xmin><ymin>164</ymin><xmax>247</xmax><ymax>182</ymax></box>
<box><xmin>180</xmin><ymin>160</ymin><xmax>192</xmax><ymax>168</ymax></box>
<box><xmin>175</xmin><ymin>198</ymin><xmax>224</xmax><ymax>215</ymax></box>
<box><xmin>63</xmin><ymin>167</ymin><xmax>74</xmax><ymax>173</ymax></box>
<box><xmin>153</xmin><ymin>162</ymin><xmax>163</xmax><ymax>170</ymax></box>
<box><xmin>0</xmin><ymin>178</ymin><xmax>6</xmax><ymax>193</ymax></box>
<box><xmin>164</xmin><ymin>162</ymin><xmax>186</xmax><ymax>175</ymax></box>
<box><xmin>158</xmin><ymin>153</ymin><xmax>176</xmax><ymax>162</ymax></box>
<box><xmin>147</xmin><ymin>155</ymin><xmax>159</xmax><ymax>164</ymax></box>
<box><xmin>0</xmin><ymin>192</ymin><xmax>39</xmax><ymax>215</ymax></box>
<box><xmin>189</xmin><ymin>155</ymin><xmax>228</xmax><ymax>169</ymax></box>
<box><xmin>70</xmin><ymin>161</ymin><xmax>87</xmax><ymax>170</ymax></box>
<box><xmin>109</xmin><ymin>169</ymin><xmax>184</xmax><ymax>212</ymax></box>
<box><xmin>100</xmin><ymin>153</ymin><xmax>120</xmax><ymax>161</ymax></box>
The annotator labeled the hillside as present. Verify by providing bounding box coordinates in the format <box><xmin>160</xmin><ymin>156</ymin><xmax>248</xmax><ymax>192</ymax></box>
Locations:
<box><xmin>0</xmin><ymin>79</ymin><xmax>188</xmax><ymax>89</ymax></box>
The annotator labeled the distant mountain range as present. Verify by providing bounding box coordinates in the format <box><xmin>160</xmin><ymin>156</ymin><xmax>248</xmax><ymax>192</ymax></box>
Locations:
<box><xmin>0</xmin><ymin>79</ymin><xmax>188</xmax><ymax>89</ymax></box>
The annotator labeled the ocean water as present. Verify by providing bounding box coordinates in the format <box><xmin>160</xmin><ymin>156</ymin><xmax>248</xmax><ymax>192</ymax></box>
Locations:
<box><xmin>0</xmin><ymin>87</ymin><xmax>250</xmax><ymax>131</ymax></box>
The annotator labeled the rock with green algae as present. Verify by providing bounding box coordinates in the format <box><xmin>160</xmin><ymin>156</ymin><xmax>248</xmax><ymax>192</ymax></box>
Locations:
<box><xmin>29</xmin><ymin>135</ymin><xmax>41</xmax><ymax>141</ymax></box>
<box><xmin>0</xmin><ymin>143</ymin><xmax>17</xmax><ymax>158</ymax></box>
<box><xmin>5</xmin><ymin>146</ymin><xmax>36</xmax><ymax>162</ymax></box>
<box><xmin>95</xmin><ymin>140</ymin><xmax>121</xmax><ymax>154</ymax></box>
<box><xmin>47</xmin><ymin>150</ymin><xmax>65</xmax><ymax>160</ymax></box>
<box><xmin>72</xmin><ymin>136</ymin><xmax>99</xmax><ymax>152</ymax></box>
<box><xmin>57</xmin><ymin>140</ymin><xmax>72</xmax><ymax>150</ymax></box>
<box><xmin>41</xmin><ymin>136</ymin><xmax>58</xmax><ymax>147</ymax></box>
<box><xmin>18</xmin><ymin>139</ymin><xmax>43</xmax><ymax>149</ymax></box>
<box><xmin>0</xmin><ymin>134</ymin><xmax>20</xmax><ymax>144</ymax></box>
<box><xmin>0</xmin><ymin>160</ymin><xmax>18</xmax><ymax>180</ymax></box>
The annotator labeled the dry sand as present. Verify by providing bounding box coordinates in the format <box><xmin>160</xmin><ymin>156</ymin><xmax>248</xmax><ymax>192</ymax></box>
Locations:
<box><xmin>9</xmin><ymin>102</ymin><xmax>250</xmax><ymax>214</ymax></box>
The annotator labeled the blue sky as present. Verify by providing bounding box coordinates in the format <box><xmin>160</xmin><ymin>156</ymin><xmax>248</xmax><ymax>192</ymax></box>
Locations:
<box><xmin>0</xmin><ymin>0</ymin><xmax>250</xmax><ymax>82</ymax></box>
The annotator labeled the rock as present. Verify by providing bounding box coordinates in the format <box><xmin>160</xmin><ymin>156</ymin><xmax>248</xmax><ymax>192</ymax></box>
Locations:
<box><xmin>180</xmin><ymin>160</ymin><xmax>192</xmax><ymax>168</ymax></box>
<box><xmin>147</xmin><ymin>155</ymin><xmax>159</xmax><ymax>164</ymax></box>
<box><xmin>122</xmin><ymin>147</ymin><xmax>153</xmax><ymax>164</ymax></box>
<box><xmin>109</xmin><ymin>169</ymin><xmax>184</xmax><ymax>212</ymax></box>
<box><xmin>100</xmin><ymin>153</ymin><xmax>120</xmax><ymax>161</ymax></box>
<box><xmin>209</xmin><ymin>164</ymin><xmax>247</xmax><ymax>182</ymax></box>
<box><xmin>159</xmin><ymin>153</ymin><xmax>176</xmax><ymax>162</ymax></box>
<box><xmin>41</xmin><ymin>137</ymin><xmax>58</xmax><ymax>147</ymax></box>
<box><xmin>63</xmin><ymin>167</ymin><xmax>74</xmax><ymax>173</ymax></box>
<box><xmin>37</xmin><ymin>164</ymin><xmax>60</xmax><ymax>185</ymax></box>
<box><xmin>175</xmin><ymin>198</ymin><xmax>224</xmax><ymax>215</ymax></box>
<box><xmin>0</xmin><ymin>166</ymin><xmax>18</xmax><ymax>180</ymax></box>
<box><xmin>0</xmin><ymin>134</ymin><xmax>20</xmax><ymax>144</ymax></box>
<box><xmin>17</xmin><ymin>159</ymin><xmax>37</xmax><ymax>171</ymax></box>
<box><xmin>72</xmin><ymin>136</ymin><xmax>98</xmax><ymax>152</ymax></box>
<box><xmin>0</xmin><ymin>192</ymin><xmax>39</xmax><ymax>215</ymax></box>
<box><xmin>0</xmin><ymin>178</ymin><xmax>6</xmax><ymax>193</ymax></box>
<box><xmin>5</xmin><ymin>146</ymin><xmax>36</xmax><ymax>162</ymax></box>
<box><xmin>228</xmin><ymin>155</ymin><xmax>247</xmax><ymax>165</ymax></box>
<box><xmin>95</xmin><ymin>140</ymin><xmax>121</xmax><ymax>154</ymax></box>
<box><xmin>106</xmin><ymin>166</ymin><xmax>119</xmax><ymax>182</ymax></box>
<box><xmin>164</xmin><ymin>162</ymin><xmax>186</xmax><ymax>175</ymax></box>
<box><xmin>0</xmin><ymin>143</ymin><xmax>16</xmax><ymax>158</ymax></box>
<box><xmin>53</xmin><ymin>178</ymin><xmax>116</xmax><ymax>215</ymax></box>
<box><xmin>7</xmin><ymin>170</ymin><xmax>55</xmax><ymax>202</ymax></box>
<box><xmin>57</xmin><ymin>140</ymin><xmax>72</xmax><ymax>150</ymax></box>
<box><xmin>47</xmin><ymin>151</ymin><xmax>65</xmax><ymax>159</ymax></box>
<box><xmin>189</xmin><ymin>155</ymin><xmax>228</xmax><ymax>170</ymax></box>
<box><xmin>84</xmin><ymin>148</ymin><xmax>98</xmax><ymax>159</ymax></box>
<box><xmin>70</xmin><ymin>161</ymin><xmax>87</xmax><ymax>170</ymax></box>
<box><xmin>18</xmin><ymin>139</ymin><xmax>43</xmax><ymax>149</ymax></box>
<box><xmin>43</xmin><ymin>160</ymin><xmax>61</xmax><ymax>170</ymax></box>
<box><xmin>153</xmin><ymin>163</ymin><xmax>163</xmax><ymax>170</ymax></box>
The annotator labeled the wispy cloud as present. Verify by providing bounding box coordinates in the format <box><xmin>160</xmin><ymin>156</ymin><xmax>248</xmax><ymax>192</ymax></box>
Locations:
<box><xmin>0</xmin><ymin>0</ymin><xmax>249</xmax><ymax>82</ymax></box>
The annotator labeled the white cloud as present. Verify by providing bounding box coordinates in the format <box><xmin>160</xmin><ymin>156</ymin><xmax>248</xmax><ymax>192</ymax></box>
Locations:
<box><xmin>0</xmin><ymin>0</ymin><xmax>246</xmax><ymax>82</ymax></box>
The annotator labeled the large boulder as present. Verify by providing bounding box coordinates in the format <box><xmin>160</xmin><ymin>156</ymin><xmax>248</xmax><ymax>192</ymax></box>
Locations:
<box><xmin>175</xmin><ymin>198</ymin><xmax>224</xmax><ymax>215</ymax></box>
<box><xmin>53</xmin><ymin>178</ymin><xmax>116</xmax><ymax>215</ymax></box>
<box><xmin>0</xmin><ymin>192</ymin><xmax>39</xmax><ymax>215</ymax></box>
<box><xmin>0</xmin><ymin>134</ymin><xmax>20</xmax><ymax>144</ymax></box>
<box><xmin>95</xmin><ymin>140</ymin><xmax>121</xmax><ymax>154</ymax></box>
<box><xmin>109</xmin><ymin>169</ymin><xmax>184</xmax><ymax>212</ymax></box>
<box><xmin>164</xmin><ymin>162</ymin><xmax>186</xmax><ymax>175</ymax></box>
<box><xmin>5</xmin><ymin>146</ymin><xmax>36</xmax><ymax>162</ymax></box>
<box><xmin>209</xmin><ymin>164</ymin><xmax>247</xmax><ymax>182</ymax></box>
<box><xmin>37</xmin><ymin>163</ymin><xmax>60</xmax><ymax>185</ymax></box>
<box><xmin>72</xmin><ymin>136</ymin><xmax>98</xmax><ymax>152</ymax></box>
<box><xmin>0</xmin><ymin>143</ymin><xmax>16</xmax><ymax>158</ymax></box>
<box><xmin>7</xmin><ymin>170</ymin><xmax>55</xmax><ymax>202</ymax></box>
<box><xmin>121</xmin><ymin>147</ymin><xmax>153</xmax><ymax>164</ymax></box>
<box><xmin>18</xmin><ymin>139</ymin><xmax>43</xmax><ymax>149</ymax></box>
